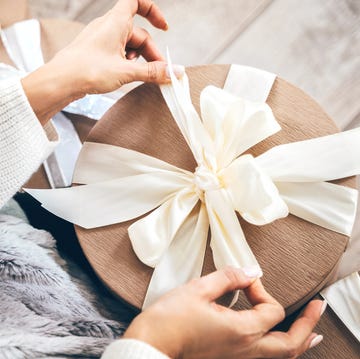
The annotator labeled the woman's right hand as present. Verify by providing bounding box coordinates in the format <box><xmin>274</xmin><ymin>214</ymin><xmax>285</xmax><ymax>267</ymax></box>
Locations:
<box><xmin>124</xmin><ymin>267</ymin><xmax>325</xmax><ymax>359</ymax></box>
<box><xmin>22</xmin><ymin>0</ymin><xmax>181</xmax><ymax>125</ymax></box>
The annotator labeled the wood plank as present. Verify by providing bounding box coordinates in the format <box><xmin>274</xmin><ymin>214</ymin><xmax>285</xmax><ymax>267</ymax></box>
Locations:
<box><xmin>345</xmin><ymin>111</ymin><xmax>360</xmax><ymax>131</ymax></box>
<box><xmin>130</xmin><ymin>0</ymin><xmax>272</xmax><ymax>66</ymax></box>
<box><xmin>75</xmin><ymin>0</ymin><xmax>117</xmax><ymax>23</ymax></box>
<box><xmin>215</xmin><ymin>0</ymin><xmax>360</xmax><ymax>130</ymax></box>
<box><xmin>28</xmin><ymin>0</ymin><xmax>92</xmax><ymax>19</ymax></box>
<box><xmin>30</xmin><ymin>0</ymin><xmax>272</xmax><ymax>67</ymax></box>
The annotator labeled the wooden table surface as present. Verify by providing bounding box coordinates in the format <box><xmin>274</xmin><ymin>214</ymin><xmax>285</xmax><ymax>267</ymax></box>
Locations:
<box><xmin>14</xmin><ymin>1</ymin><xmax>360</xmax><ymax>357</ymax></box>
<box><xmin>29</xmin><ymin>0</ymin><xmax>360</xmax><ymax>132</ymax></box>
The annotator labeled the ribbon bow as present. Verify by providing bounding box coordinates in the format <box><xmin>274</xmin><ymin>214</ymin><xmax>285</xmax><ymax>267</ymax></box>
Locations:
<box><xmin>27</xmin><ymin>61</ymin><xmax>360</xmax><ymax>308</ymax></box>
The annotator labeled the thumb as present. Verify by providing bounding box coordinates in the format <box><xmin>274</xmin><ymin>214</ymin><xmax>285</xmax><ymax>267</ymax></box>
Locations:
<box><xmin>189</xmin><ymin>266</ymin><xmax>262</xmax><ymax>302</ymax></box>
<box><xmin>127</xmin><ymin>61</ymin><xmax>185</xmax><ymax>84</ymax></box>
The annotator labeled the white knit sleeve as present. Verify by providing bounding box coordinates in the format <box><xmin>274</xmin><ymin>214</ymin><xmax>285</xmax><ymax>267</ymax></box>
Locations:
<box><xmin>101</xmin><ymin>339</ymin><xmax>170</xmax><ymax>359</ymax></box>
<box><xmin>0</xmin><ymin>78</ymin><xmax>57</xmax><ymax>207</ymax></box>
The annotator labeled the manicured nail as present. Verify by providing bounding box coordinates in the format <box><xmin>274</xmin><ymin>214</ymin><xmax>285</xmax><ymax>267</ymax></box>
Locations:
<box><xmin>166</xmin><ymin>65</ymin><xmax>185</xmax><ymax>79</ymax></box>
<box><xmin>320</xmin><ymin>300</ymin><xmax>327</xmax><ymax>316</ymax></box>
<box><xmin>309</xmin><ymin>335</ymin><xmax>323</xmax><ymax>349</ymax></box>
<box><xmin>164</xmin><ymin>21</ymin><xmax>169</xmax><ymax>31</ymax></box>
<box><xmin>242</xmin><ymin>266</ymin><xmax>263</xmax><ymax>279</ymax></box>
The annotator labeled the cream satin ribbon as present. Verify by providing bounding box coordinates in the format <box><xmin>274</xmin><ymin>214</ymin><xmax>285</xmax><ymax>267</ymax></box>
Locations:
<box><xmin>321</xmin><ymin>272</ymin><xmax>360</xmax><ymax>342</ymax></box>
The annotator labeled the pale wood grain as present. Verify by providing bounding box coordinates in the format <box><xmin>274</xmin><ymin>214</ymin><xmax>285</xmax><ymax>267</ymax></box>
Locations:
<box><xmin>345</xmin><ymin>111</ymin><xmax>360</xmax><ymax>131</ymax></box>
<box><xmin>28</xmin><ymin>0</ymin><xmax>360</xmax><ymax>129</ymax></box>
<box><xmin>75</xmin><ymin>0</ymin><xmax>117</xmax><ymax>23</ymax></box>
<box><xmin>28</xmin><ymin>0</ymin><xmax>92</xmax><ymax>19</ymax></box>
<box><xmin>29</xmin><ymin>0</ymin><xmax>272</xmax><ymax>66</ymax></box>
<box><xmin>215</xmin><ymin>0</ymin><xmax>360</xmax><ymax>130</ymax></box>
<box><xmin>130</xmin><ymin>0</ymin><xmax>272</xmax><ymax>66</ymax></box>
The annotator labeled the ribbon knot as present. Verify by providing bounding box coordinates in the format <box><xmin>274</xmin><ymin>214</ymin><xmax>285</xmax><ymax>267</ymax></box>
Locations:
<box><xmin>193</xmin><ymin>165</ymin><xmax>221</xmax><ymax>198</ymax></box>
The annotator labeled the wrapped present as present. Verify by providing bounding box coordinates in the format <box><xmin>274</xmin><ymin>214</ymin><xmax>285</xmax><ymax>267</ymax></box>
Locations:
<box><xmin>27</xmin><ymin>58</ymin><xmax>360</xmax><ymax>316</ymax></box>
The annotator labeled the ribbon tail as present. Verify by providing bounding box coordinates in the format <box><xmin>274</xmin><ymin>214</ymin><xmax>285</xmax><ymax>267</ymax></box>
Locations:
<box><xmin>142</xmin><ymin>203</ymin><xmax>209</xmax><ymax>309</ymax></box>
<box><xmin>1</xmin><ymin>19</ymin><xmax>44</xmax><ymax>72</ymax></box>
<box><xmin>73</xmin><ymin>142</ymin><xmax>191</xmax><ymax>184</ymax></box>
<box><xmin>277</xmin><ymin>181</ymin><xmax>358</xmax><ymax>236</ymax></box>
<box><xmin>25</xmin><ymin>172</ymin><xmax>187</xmax><ymax>229</ymax></box>
<box><xmin>321</xmin><ymin>272</ymin><xmax>360</xmax><ymax>342</ymax></box>
<box><xmin>223</xmin><ymin>65</ymin><xmax>276</xmax><ymax>103</ymax></box>
<box><xmin>205</xmin><ymin>189</ymin><xmax>261</xmax><ymax>271</ymax></box>
<box><xmin>128</xmin><ymin>187</ymin><xmax>199</xmax><ymax>267</ymax></box>
<box><xmin>160</xmin><ymin>52</ymin><xmax>215</xmax><ymax>168</ymax></box>
<box><xmin>256</xmin><ymin>127</ymin><xmax>360</xmax><ymax>182</ymax></box>
<box><xmin>336</xmin><ymin>180</ymin><xmax>360</xmax><ymax>281</ymax></box>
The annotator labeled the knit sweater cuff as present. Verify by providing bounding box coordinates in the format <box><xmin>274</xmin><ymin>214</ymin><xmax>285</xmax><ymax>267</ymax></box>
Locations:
<box><xmin>0</xmin><ymin>78</ymin><xmax>58</xmax><ymax>207</ymax></box>
<box><xmin>101</xmin><ymin>339</ymin><xmax>171</xmax><ymax>359</ymax></box>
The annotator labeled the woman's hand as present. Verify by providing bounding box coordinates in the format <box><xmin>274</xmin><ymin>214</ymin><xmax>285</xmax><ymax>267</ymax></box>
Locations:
<box><xmin>22</xmin><ymin>0</ymin><xmax>182</xmax><ymax>124</ymax></box>
<box><xmin>51</xmin><ymin>0</ymin><xmax>181</xmax><ymax>93</ymax></box>
<box><xmin>124</xmin><ymin>267</ymin><xmax>325</xmax><ymax>359</ymax></box>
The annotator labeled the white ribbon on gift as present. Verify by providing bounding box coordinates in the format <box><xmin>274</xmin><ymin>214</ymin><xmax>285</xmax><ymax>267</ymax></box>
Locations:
<box><xmin>321</xmin><ymin>272</ymin><xmax>360</xmax><ymax>342</ymax></box>
<box><xmin>26</xmin><ymin>58</ymin><xmax>360</xmax><ymax>310</ymax></box>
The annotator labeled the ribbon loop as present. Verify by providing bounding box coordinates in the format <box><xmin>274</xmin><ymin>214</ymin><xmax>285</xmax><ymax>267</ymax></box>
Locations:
<box><xmin>129</xmin><ymin>187</ymin><xmax>199</xmax><ymax>268</ymax></box>
<box><xmin>222</xmin><ymin>154</ymin><xmax>289</xmax><ymax>225</ymax></box>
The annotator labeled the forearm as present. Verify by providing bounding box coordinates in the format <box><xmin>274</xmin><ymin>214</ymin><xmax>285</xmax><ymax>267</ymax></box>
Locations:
<box><xmin>21</xmin><ymin>58</ymin><xmax>86</xmax><ymax>125</ymax></box>
<box><xmin>0</xmin><ymin>78</ymin><xmax>57</xmax><ymax>207</ymax></box>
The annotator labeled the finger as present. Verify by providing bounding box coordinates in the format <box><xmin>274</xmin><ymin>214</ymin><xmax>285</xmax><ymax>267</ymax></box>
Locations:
<box><xmin>137</xmin><ymin>0</ymin><xmax>168</xmax><ymax>30</ymax></box>
<box><xmin>242</xmin><ymin>279</ymin><xmax>286</xmax><ymax>330</ymax></box>
<box><xmin>255</xmin><ymin>300</ymin><xmax>324</xmax><ymax>358</ymax></box>
<box><xmin>255</xmin><ymin>332</ymin><xmax>320</xmax><ymax>358</ymax></box>
<box><xmin>127</xmin><ymin>27</ymin><xmax>164</xmax><ymax>62</ymax></box>
<box><xmin>244</xmin><ymin>278</ymin><xmax>278</xmax><ymax>307</ymax></box>
<box><xmin>287</xmin><ymin>300</ymin><xmax>323</xmax><ymax>340</ymax></box>
<box><xmin>113</xmin><ymin>0</ymin><xmax>167</xmax><ymax>30</ymax></box>
<box><xmin>188</xmin><ymin>267</ymin><xmax>259</xmax><ymax>302</ymax></box>
<box><xmin>126</xmin><ymin>61</ymin><xmax>184</xmax><ymax>84</ymax></box>
<box><xmin>125</xmin><ymin>49</ymin><xmax>139</xmax><ymax>60</ymax></box>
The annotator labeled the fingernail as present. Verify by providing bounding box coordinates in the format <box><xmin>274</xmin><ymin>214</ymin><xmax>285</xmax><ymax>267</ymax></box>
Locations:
<box><xmin>166</xmin><ymin>65</ymin><xmax>185</xmax><ymax>79</ymax></box>
<box><xmin>309</xmin><ymin>335</ymin><xmax>323</xmax><ymax>349</ymax></box>
<box><xmin>242</xmin><ymin>266</ymin><xmax>263</xmax><ymax>279</ymax></box>
<box><xmin>164</xmin><ymin>22</ymin><xmax>169</xmax><ymax>31</ymax></box>
<box><xmin>320</xmin><ymin>300</ymin><xmax>327</xmax><ymax>316</ymax></box>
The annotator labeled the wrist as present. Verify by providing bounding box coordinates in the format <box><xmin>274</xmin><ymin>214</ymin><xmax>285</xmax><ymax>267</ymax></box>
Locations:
<box><xmin>123</xmin><ymin>314</ymin><xmax>180</xmax><ymax>359</ymax></box>
<box><xmin>21</xmin><ymin>58</ymin><xmax>86</xmax><ymax>125</ymax></box>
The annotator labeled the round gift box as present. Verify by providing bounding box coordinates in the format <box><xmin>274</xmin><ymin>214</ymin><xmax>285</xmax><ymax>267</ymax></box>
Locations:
<box><xmin>75</xmin><ymin>65</ymin><xmax>355</xmax><ymax>313</ymax></box>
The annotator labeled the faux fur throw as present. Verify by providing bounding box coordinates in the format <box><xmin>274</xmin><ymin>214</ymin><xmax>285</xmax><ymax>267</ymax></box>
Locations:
<box><xmin>0</xmin><ymin>213</ymin><xmax>128</xmax><ymax>358</ymax></box>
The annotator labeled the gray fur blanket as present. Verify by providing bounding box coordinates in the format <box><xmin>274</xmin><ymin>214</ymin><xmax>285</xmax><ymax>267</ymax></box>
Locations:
<box><xmin>0</xmin><ymin>213</ymin><xmax>129</xmax><ymax>358</ymax></box>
